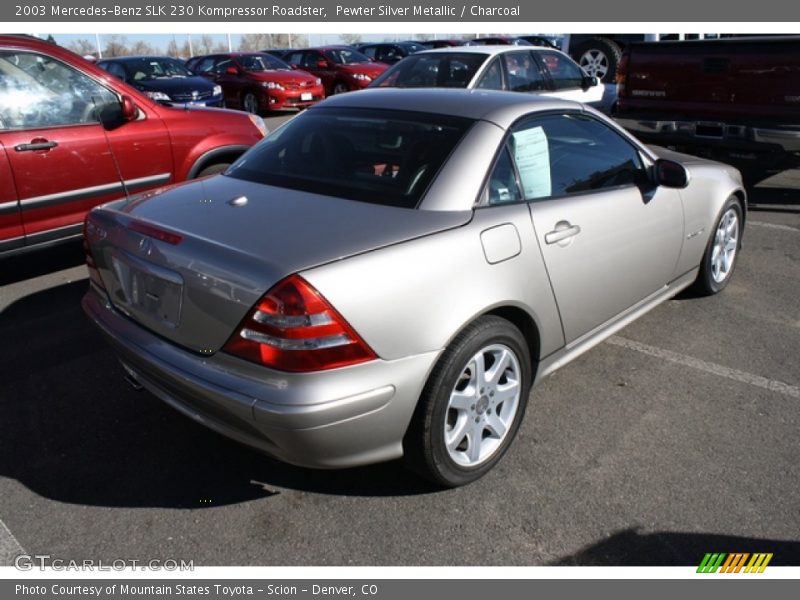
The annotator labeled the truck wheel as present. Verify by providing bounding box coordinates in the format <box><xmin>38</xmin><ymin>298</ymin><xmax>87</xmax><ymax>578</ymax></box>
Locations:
<box><xmin>572</xmin><ymin>37</ymin><xmax>622</xmax><ymax>82</ymax></box>
<box><xmin>403</xmin><ymin>316</ymin><xmax>532</xmax><ymax>487</ymax></box>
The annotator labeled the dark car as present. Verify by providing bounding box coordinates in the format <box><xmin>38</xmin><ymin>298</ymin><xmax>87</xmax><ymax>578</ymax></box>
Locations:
<box><xmin>419</xmin><ymin>39</ymin><xmax>465</xmax><ymax>49</ymax></box>
<box><xmin>186</xmin><ymin>52</ymin><xmax>324</xmax><ymax>114</ymax></box>
<box><xmin>97</xmin><ymin>55</ymin><xmax>224</xmax><ymax>107</ymax></box>
<box><xmin>465</xmin><ymin>37</ymin><xmax>534</xmax><ymax>46</ymax></box>
<box><xmin>282</xmin><ymin>46</ymin><xmax>388</xmax><ymax>95</ymax></box>
<box><xmin>0</xmin><ymin>35</ymin><xmax>266</xmax><ymax>257</ymax></box>
<box><xmin>357</xmin><ymin>42</ymin><xmax>426</xmax><ymax>64</ymax></box>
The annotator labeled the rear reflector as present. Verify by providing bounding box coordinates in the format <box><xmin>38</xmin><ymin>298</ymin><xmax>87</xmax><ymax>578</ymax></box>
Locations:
<box><xmin>223</xmin><ymin>274</ymin><xmax>377</xmax><ymax>372</ymax></box>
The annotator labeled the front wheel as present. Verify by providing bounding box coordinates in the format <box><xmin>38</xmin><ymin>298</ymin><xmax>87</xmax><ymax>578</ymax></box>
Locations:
<box><xmin>404</xmin><ymin>316</ymin><xmax>532</xmax><ymax>487</ymax></box>
<box><xmin>331</xmin><ymin>82</ymin><xmax>349</xmax><ymax>95</ymax></box>
<box><xmin>693</xmin><ymin>196</ymin><xmax>743</xmax><ymax>295</ymax></box>
<box><xmin>241</xmin><ymin>91</ymin><xmax>260</xmax><ymax>115</ymax></box>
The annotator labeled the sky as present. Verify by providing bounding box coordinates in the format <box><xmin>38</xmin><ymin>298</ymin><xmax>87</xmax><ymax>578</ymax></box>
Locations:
<box><xmin>47</xmin><ymin>32</ymin><xmax>455</xmax><ymax>54</ymax></box>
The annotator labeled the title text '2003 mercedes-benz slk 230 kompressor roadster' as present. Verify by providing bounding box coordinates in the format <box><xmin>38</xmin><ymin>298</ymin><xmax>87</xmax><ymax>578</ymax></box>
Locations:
<box><xmin>83</xmin><ymin>89</ymin><xmax>746</xmax><ymax>487</ymax></box>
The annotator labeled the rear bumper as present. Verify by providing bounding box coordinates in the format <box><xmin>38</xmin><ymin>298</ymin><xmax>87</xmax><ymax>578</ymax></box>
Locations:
<box><xmin>82</xmin><ymin>286</ymin><xmax>438</xmax><ymax>469</ymax></box>
<box><xmin>616</xmin><ymin>116</ymin><xmax>800</xmax><ymax>172</ymax></box>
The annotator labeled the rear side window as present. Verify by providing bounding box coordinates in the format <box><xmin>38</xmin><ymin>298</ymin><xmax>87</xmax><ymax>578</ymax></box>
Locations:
<box><xmin>226</xmin><ymin>107</ymin><xmax>474</xmax><ymax>209</ymax></box>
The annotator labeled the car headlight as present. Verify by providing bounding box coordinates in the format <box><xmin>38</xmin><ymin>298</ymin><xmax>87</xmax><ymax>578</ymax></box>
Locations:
<box><xmin>248</xmin><ymin>114</ymin><xmax>268</xmax><ymax>138</ymax></box>
<box><xmin>212</xmin><ymin>85</ymin><xmax>222</xmax><ymax>96</ymax></box>
<box><xmin>351</xmin><ymin>73</ymin><xmax>372</xmax><ymax>82</ymax></box>
<box><xmin>261</xmin><ymin>81</ymin><xmax>284</xmax><ymax>90</ymax></box>
<box><xmin>144</xmin><ymin>90</ymin><xmax>171</xmax><ymax>101</ymax></box>
<box><xmin>315</xmin><ymin>78</ymin><xmax>322</xmax><ymax>85</ymax></box>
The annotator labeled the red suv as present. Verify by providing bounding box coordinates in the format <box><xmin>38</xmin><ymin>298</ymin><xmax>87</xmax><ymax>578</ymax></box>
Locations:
<box><xmin>0</xmin><ymin>35</ymin><xmax>266</xmax><ymax>257</ymax></box>
<box><xmin>186</xmin><ymin>52</ymin><xmax>325</xmax><ymax>114</ymax></box>
<box><xmin>282</xmin><ymin>46</ymin><xmax>388</xmax><ymax>95</ymax></box>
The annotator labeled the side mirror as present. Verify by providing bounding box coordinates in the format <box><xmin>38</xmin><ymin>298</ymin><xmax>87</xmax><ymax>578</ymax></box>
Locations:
<box><xmin>581</xmin><ymin>75</ymin><xmax>599</xmax><ymax>90</ymax></box>
<box><xmin>225</xmin><ymin>66</ymin><xmax>238</xmax><ymax>76</ymax></box>
<box><xmin>316</xmin><ymin>60</ymin><xmax>329</xmax><ymax>69</ymax></box>
<box><xmin>654</xmin><ymin>159</ymin><xmax>689</xmax><ymax>188</ymax></box>
<box><xmin>121</xmin><ymin>95</ymin><xmax>137</xmax><ymax>121</ymax></box>
<box><xmin>98</xmin><ymin>95</ymin><xmax>137</xmax><ymax>130</ymax></box>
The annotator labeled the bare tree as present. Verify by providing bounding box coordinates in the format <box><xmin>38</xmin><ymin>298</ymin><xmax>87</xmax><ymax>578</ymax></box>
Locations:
<box><xmin>197</xmin><ymin>34</ymin><xmax>215</xmax><ymax>55</ymax></box>
<box><xmin>239</xmin><ymin>33</ymin><xmax>270</xmax><ymax>51</ymax></box>
<box><xmin>165</xmin><ymin>39</ymin><xmax>180</xmax><ymax>58</ymax></box>
<box><xmin>103</xmin><ymin>34</ymin><xmax>129</xmax><ymax>57</ymax></box>
<box><xmin>412</xmin><ymin>33</ymin><xmax>432</xmax><ymax>41</ymax></box>
<box><xmin>67</xmin><ymin>38</ymin><xmax>96</xmax><ymax>57</ymax></box>
<box><xmin>129</xmin><ymin>40</ymin><xmax>157</xmax><ymax>56</ymax></box>
<box><xmin>340</xmin><ymin>33</ymin><xmax>363</xmax><ymax>46</ymax></box>
<box><xmin>211</xmin><ymin>41</ymin><xmax>229</xmax><ymax>53</ymax></box>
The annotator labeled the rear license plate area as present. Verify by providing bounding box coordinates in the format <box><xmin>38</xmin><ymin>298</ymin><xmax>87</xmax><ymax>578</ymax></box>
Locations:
<box><xmin>111</xmin><ymin>251</ymin><xmax>183</xmax><ymax>328</ymax></box>
<box><xmin>301</xmin><ymin>92</ymin><xmax>312</xmax><ymax>101</ymax></box>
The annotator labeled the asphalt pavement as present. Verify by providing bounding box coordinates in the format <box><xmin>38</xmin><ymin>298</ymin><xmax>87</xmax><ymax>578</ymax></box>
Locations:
<box><xmin>1</xmin><ymin>154</ymin><xmax>798</xmax><ymax>567</ymax></box>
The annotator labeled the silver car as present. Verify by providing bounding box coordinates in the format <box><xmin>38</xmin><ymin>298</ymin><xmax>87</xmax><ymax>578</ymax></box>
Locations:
<box><xmin>82</xmin><ymin>89</ymin><xmax>746</xmax><ymax>487</ymax></box>
<box><xmin>369</xmin><ymin>45</ymin><xmax>616</xmax><ymax>113</ymax></box>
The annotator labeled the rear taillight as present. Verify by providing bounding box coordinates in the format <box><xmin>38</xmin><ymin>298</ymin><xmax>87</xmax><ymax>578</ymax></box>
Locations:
<box><xmin>128</xmin><ymin>220</ymin><xmax>183</xmax><ymax>245</ymax></box>
<box><xmin>616</xmin><ymin>52</ymin><xmax>629</xmax><ymax>98</ymax></box>
<box><xmin>83</xmin><ymin>218</ymin><xmax>104</xmax><ymax>290</ymax></box>
<box><xmin>223</xmin><ymin>274</ymin><xmax>377</xmax><ymax>372</ymax></box>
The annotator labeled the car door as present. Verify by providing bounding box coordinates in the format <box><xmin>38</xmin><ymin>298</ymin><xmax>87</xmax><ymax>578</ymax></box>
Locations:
<box><xmin>299</xmin><ymin>51</ymin><xmax>336</xmax><ymax>94</ymax></box>
<box><xmin>534</xmin><ymin>49</ymin><xmax>604</xmax><ymax>105</ymax></box>
<box><xmin>211</xmin><ymin>56</ymin><xmax>245</xmax><ymax>107</ymax></box>
<box><xmin>0</xmin><ymin>143</ymin><xmax>23</xmax><ymax>253</ymax></box>
<box><xmin>0</xmin><ymin>48</ymin><xmax>172</xmax><ymax>246</ymax></box>
<box><xmin>507</xmin><ymin>112</ymin><xmax>684</xmax><ymax>342</ymax></box>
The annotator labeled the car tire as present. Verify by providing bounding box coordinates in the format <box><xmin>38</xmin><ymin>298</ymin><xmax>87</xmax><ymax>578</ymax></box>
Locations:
<box><xmin>331</xmin><ymin>82</ymin><xmax>349</xmax><ymax>95</ymax></box>
<box><xmin>572</xmin><ymin>37</ymin><xmax>622</xmax><ymax>82</ymax></box>
<box><xmin>692</xmin><ymin>196</ymin><xmax>743</xmax><ymax>296</ymax></box>
<box><xmin>241</xmin><ymin>91</ymin><xmax>260</xmax><ymax>115</ymax></box>
<box><xmin>404</xmin><ymin>316</ymin><xmax>532</xmax><ymax>487</ymax></box>
<box><xmin>196</xmin><ymin>163</ymin><xmax>231</xmax><ymax>178</ymax></box>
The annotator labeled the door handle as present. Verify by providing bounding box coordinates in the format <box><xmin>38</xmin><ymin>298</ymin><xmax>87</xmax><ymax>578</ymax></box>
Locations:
<box><xmin>545</xmin><ymin>222</ymin><xmax>581</xmax><ymax>245</ymax></box>
<box><xmin>15</xmin><ymin>140</ymin><xmax>58</xmax><ymax>152</ymax></box>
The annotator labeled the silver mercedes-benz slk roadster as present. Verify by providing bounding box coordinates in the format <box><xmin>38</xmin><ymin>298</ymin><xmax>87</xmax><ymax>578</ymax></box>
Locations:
<box><xmin>83</xmin><ymin>89</ymin><xmax>746</xmax><ymax>487</ymax></box>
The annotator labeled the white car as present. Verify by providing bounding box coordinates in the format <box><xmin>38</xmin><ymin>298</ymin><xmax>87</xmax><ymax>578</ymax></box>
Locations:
<box><xmin>370</xmin><ymin>45</ymin><xmax>617</xmax><ymax>113</ymax></box>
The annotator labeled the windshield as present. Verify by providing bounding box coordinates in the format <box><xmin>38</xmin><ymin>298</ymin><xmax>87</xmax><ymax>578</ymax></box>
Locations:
<box><xmin>122</xmin><ymin>57</ymin><xmax>192</xmax><ymax>80</ymax></box>
<box><xmin>226</xmin><ymin>107</ymin><xmax>474</xmax><ymax>209</ymax></box>
<box><xmin>325</xmin><ymin>48</ymin><xmax>372</xmax><ymax>65</ymax></box>
<box><xmin>240</xmin><ymin>53</ymin><xmax>291</xmax><ymax>71</ymax></box>
<box><xmin>371</xmin><ymin>53</ymin><xmax>487</xmax><ymax>88</ymax></box>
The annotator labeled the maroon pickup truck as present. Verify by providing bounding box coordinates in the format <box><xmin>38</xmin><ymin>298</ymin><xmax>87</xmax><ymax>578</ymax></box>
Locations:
<box><xmin>614</xmin><ymin>36</ymin><xmax>800</xmax><ymax>185</ymax></box>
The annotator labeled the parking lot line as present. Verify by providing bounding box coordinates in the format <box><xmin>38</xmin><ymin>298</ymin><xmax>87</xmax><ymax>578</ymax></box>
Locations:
<box><xmin>749</xmin><ymin>220</ymin><xmax>800</xmax><ymax>233</ymax></box>
<box><xmin>608</xmin><ymin>336</ymin><xmax>800</xmax><ymax>400</ymax></box>
<box><xmin>0</xmin><ymin>516</ymin><xmax>25</xmax><ymax>567</ymax></box>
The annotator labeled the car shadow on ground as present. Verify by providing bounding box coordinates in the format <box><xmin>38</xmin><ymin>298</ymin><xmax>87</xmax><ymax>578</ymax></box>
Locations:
<box><xmin>0</xmin><ymin>241</ymin><xmax>86</xmax><ymax>286</ymax></box>
<box><xmin>0</xmin><ymin>281</ymin><xmax>439</xmax><ymax>510</ymax></box>
<box><xmin>552</xmin><ymin>528</ymin><xmax>800</xmax><ymax>566</ymax></box>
